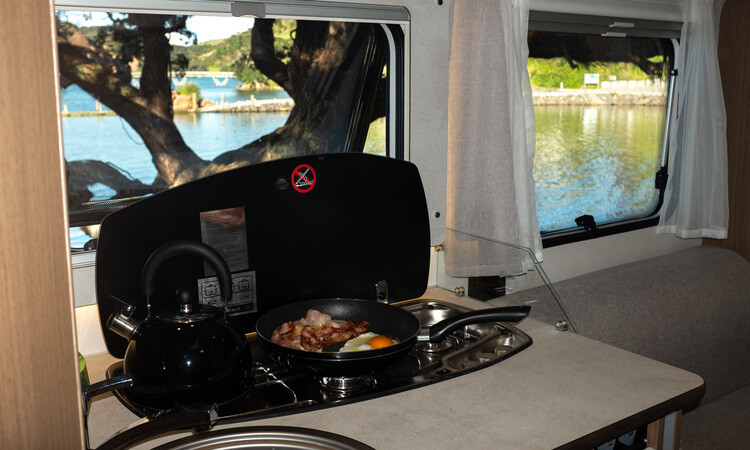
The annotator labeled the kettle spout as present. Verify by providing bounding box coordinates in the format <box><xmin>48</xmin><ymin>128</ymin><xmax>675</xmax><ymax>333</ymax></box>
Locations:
<box><xmin>107</xmin><ymin>303</ymin><xmax>138</xmax><ymax>340</ymax></box>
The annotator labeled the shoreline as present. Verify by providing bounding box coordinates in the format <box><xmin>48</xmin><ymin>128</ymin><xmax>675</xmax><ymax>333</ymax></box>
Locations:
<box><xmin>533</xmin><ymin>88</ymin><xmax>667</xmax><ymax>106</ymax></box>
<box><xmin>197</xmin><ymin>98</ymin><xmax>294</xmax><ymax>113</ymax></box>
<box><xmin>60</xmin><ymin>89</ymin><xmax>666</xmax><ymax>117</ymax></box>
<box><xmin>62</xmin><ymin>98</ymin><xmax>295</xmax><ymax>117</ymax></box>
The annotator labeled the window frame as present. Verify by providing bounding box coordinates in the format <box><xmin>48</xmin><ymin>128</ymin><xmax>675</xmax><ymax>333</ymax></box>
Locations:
<box><xmin>57</xmin><ymin>0</ymin><xmax>410</xmax><ymax>257</ymax></box>
<box><xmin>528</xmin><ymin>11</ymin><xmax>682</xmax><ymax>248</ymax></box>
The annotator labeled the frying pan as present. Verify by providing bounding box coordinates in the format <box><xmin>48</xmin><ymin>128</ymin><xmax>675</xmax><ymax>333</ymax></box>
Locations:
<box><xmin>255</xmin><ymin>299</ymin><xmax>530</xmax><ymax>377</ymax></box>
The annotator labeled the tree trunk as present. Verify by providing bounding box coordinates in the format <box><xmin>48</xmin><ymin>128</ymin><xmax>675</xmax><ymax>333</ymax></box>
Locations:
<box><xmin>57</xmin><ymin>16</ymin><xmax>206</xmax><ymax>188</ymax></box>
<box><xmin>212</xmin><ymin>21</ymin><xmax>382</xmax><ymax>167</ymax></box>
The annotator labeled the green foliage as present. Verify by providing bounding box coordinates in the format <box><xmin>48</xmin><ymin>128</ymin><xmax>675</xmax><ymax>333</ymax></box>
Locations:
<box><xmin>272</xmin><ymin>19</ymin><xmax>295</xmax><ymax>58</ymax></box>
<box><xmin>231</xmin><ymin>20</ymin><xmax>295</xmax><ymax>86</ymax></box>
<box><xmin>528</xmin><ymin>57</ymin><xmax>652</xmax><ymax>89</ymax></box>
<box><xmin>176</xmin><ymin>82</ymin><xmax>201</xmax><ymax>97</ymax></box>
<box><xmin>648</xmin><ymin>55</ymin><xmax>664</xmax><ymax>64</ymax></box>
<box><xmin>171</xmin><ymin>36</ymin><xmax>240</xmax><ymax>73</ymax></box>
<box><xmin>58</xmin><ymin>14</ymin><xmax>298</xmax><ymax>90</ymax></box>
<box><xmin>57</xmin><ymin>14</ymin><xmax>193</xmax><ymax>79</ymax></box>
<box><xmin>233</xmin><ymin>65</ymin><xmax>266</xmax><ymax>87</ymax></box>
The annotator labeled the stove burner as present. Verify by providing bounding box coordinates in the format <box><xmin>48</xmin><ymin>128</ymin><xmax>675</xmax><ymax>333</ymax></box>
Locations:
<box><xmin>318</xmin><ymin>376</ymin><xmax>374</xmax><ymax>394</ymax></box>
<box><xmin>106</xmin><ymin>299</ymin><xmax>532</xmax><ymax>425</ymax></box>
<box><xmin>416</xmin><ymin>336</ymin><xmax>457</xmax><ymax>354</ymax></box>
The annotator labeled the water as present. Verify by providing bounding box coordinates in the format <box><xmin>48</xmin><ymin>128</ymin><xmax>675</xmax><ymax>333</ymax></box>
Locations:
<box><xmin>61</xmin><ymin>78</ymin><xmax>295</xmax><ymax>188</ymax></box>
<box><xmin>63</xmin><ymin>113</ymin><xmax>292</xmax><ymax>185</ymax></box>
<box><xmin>61</xmin><ymin>77</ymin><xmax>385</xmax><ymax>187</ymax></box>
<box><xmin>62</xmin><ymin>79</ymin><xmax>385</xmax><ymax>247</ymax></box>
<box><xmin>534</xmin><ymin>105</ymin><xmax>665</xmax><ymax>232</ymax></box>
<box><xmin>63</xmin><ymin>80</ymin><xmax>664</xmax><ymax>245</ymax></box>
<box><xmin>60</xmin><ymin>78</ymin><xmax>289</xmax><ymax>112</ymax></box>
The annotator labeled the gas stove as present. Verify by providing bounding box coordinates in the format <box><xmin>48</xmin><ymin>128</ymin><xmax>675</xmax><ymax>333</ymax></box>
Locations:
<box><xmin>107</xmin><ymin>298</ymin><xmax>531</xmax><ymax>424</ymax></box>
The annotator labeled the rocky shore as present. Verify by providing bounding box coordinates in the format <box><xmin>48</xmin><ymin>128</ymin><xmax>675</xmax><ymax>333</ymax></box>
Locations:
<box><xmin>171</xmin><ymin>91</ymin><xmax>294</xmax><ymax>113</ymax></box>
<box><xmin>172</xmin><ymin>91</ymin><xmax>215</xmax><ymax>110</ymax></box>
<box><xmin>235</xmin><ymin>83</ymin><xmax>284</xmax><ymax>92</ymax></box>
<box><xmin>533</xmin><ymin>88</ymin><xmax>667</xmax><ymax>106</ymax></box>
<box><xmin>196</xmin><ymin>98</ymin><xmax>294</xmax><ymax>113</ymax></box>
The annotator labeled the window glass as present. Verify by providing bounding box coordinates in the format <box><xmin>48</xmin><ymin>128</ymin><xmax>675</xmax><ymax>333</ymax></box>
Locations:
<box><xmin>528</xmin><ymin>30</ymin><xmax>674</xmax><ymax>233</ymax></box>
<box><xmin>56</xmin><ymin>11</ymin><xmax>396</xmax><ymax>248</ymax></box>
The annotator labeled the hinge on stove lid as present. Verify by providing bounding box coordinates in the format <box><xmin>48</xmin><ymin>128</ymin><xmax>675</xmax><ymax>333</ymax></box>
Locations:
<box><xmin>375</xmin><ymin>280</ymin><xmax>389</xmax><ymax>303</ymax></box>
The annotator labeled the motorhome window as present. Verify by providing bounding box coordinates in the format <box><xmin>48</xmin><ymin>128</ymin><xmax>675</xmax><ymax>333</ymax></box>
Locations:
<box><xmin>56</xmin><ymin>10</ymin><xmax>401</xmax><ymax>249</ymax></box>
<box><xmin>528</xmin><ymin>18</ymin><xmax>676</xmax><ymax>241</ymax></box>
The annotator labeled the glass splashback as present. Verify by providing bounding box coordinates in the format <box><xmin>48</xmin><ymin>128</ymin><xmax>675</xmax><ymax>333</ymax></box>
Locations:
<box><xmin>444</xmin><ymin>228</ymin><xmax>578</xmax><ymax>333</ymax></box>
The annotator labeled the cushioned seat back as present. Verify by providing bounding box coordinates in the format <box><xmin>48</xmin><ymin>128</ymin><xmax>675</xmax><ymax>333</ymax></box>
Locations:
<box><xmin>492</xmin><ymin>246</ymin><xmax>750</xmax><ymax>404</ymax></box>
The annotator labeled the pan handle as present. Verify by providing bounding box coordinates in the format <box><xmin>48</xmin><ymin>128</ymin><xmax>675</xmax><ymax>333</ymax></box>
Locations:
<box><xmin>422</xmin><ymin>306</ymin><xmax>531</xmax><ymax>343</ymax></box>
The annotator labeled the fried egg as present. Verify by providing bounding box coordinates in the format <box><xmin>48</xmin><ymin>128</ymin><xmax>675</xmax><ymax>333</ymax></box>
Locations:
<box><xmin>340</xmin><ymin>332</ymin><xmax>397</xmax><ymax>352</ymax></box>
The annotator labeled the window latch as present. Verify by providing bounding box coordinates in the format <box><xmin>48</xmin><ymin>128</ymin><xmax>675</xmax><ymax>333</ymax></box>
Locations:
<box><xmin>574</xmin><ymin>214</ymin><xmax>597</xmax><ymax>232</ymax></box>
<box><xmin>609</xmin><ymin>22</ymin><xmax>635</xmax><ymax>29</ymax></box>
<box><xmin>655</xmin><ymin>167</ymin><xmax>668</xmax><ymax>189</ymax></box>
<box><xmin>231</xmin><ymin>2</ymin><xmax>266</xmax><ymax>18</ymax></box>
<box><xmin>601</xmin><ymin>32</ymin><xmax>627</xmax><ymax>38</ymax></box>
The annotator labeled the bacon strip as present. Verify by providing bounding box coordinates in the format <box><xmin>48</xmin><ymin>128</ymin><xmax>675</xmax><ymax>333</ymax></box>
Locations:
<box><xmin>271</xmin><ymin>309</ymin><xmax>370</xmax><ymax>352</ymax></box>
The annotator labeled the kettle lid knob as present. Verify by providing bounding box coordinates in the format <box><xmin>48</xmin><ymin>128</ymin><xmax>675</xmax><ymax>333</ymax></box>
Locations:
<box><xmin>175</xmin><ymin>287</ymin><xmax>196</xmax><ymax>313</ymax></box>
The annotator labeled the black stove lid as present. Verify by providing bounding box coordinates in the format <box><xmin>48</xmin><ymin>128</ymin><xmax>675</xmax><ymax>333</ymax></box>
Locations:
<box><xmin>96</xmin><ymin>153</ymin><xmax>431</xmax><ymax>358</ymax></box>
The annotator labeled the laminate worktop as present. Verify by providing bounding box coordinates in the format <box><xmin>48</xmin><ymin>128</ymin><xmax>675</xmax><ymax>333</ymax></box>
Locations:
<box><xmin>85</xmin><ymin>287</ymin><xmax>704</xmax><ymax>449</ymax></box>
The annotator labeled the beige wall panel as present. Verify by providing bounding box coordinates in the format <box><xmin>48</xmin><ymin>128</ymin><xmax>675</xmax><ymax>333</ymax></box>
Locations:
<box><xmin>0</xmin><ymin>0</ymin><xmax>84</xmax><ymax>447</ymax></box>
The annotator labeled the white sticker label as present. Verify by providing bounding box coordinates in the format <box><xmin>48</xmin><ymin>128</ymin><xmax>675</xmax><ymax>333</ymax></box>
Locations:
<box><xmin>197</xmin><ymin>271</ymin><xmax>257</xmax><ymax>315</ymax></box>
<box><xmin>199</xmin><ymin>207</ymin><xmax>249</xmax><ymax>274</ymax></box>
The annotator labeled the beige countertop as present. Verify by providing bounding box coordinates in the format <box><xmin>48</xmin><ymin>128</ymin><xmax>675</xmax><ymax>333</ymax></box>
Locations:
<box><xmin>85</xmin><ymin>287</ymin><xmax>704</xmax><ymax>449</ymax></box>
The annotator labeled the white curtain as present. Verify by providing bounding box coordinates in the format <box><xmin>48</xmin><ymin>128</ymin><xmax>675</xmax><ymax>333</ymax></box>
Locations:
<box><xmin>445</xmin><ymin>0</ymin><xmax>542</xmax><ymax>277</ymax></box>
<box><xmin>657</xmin><ymin>0</ymin><xmax>728</xmax><ymax>239</ymax></box>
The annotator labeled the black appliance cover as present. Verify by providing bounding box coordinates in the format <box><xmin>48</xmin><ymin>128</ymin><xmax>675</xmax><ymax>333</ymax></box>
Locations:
<box><xmin>96</xmin><ymin>153</ymin><xmax>431</xmax><ymax>358</ymax></box>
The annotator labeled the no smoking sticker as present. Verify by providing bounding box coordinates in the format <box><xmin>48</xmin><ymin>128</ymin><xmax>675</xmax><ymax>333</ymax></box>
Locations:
<box><xmin>292</xmin><ymin>164</ymin><xmax>316</xmax><ymax>193</ymax></box>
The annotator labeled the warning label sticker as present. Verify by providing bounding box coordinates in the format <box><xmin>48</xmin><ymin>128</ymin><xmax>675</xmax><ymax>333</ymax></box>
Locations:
<box><xmin>199</xmin><ymin>207</ymin><xmax>249</xmax><ymax>275</ymax></box>
<box><xmin>291</xmin><ymin>164</ymin><xmax>316</xmax><ymax>193</ymax></box>
<box><xmin>197</xmin><ymin>270</ymin><xmax>257</xmax><ymax>315</ymax></box>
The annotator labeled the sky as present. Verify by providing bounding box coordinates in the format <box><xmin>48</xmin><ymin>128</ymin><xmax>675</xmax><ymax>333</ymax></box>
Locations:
<box><xmin>186</xmin><ymin>16</ymin><xmax>255</xmax><ymax>43</ymax></box>
<box><xmin>61</xmin><ymin>11</ymin><xmax>255</xmax><ymax>44</ymax></box>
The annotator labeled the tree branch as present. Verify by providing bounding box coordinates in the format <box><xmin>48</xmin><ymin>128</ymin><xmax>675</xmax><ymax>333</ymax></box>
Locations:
<box><xmin>66</xmin><ymin>160</ymin><xmax>152</xmax><ymax>208</ymax></box>
<box><xmin>250</xmin><ymin>19</ymin><xmax>292</xmax><ymax>95</ymax></box>
<box><xmin>57</xmin><ymin>23</ymin><xmax>206</xmax><ymax>186</ymax></box>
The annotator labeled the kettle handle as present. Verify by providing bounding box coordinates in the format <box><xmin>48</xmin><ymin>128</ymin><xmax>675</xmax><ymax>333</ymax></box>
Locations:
<box><xmin>141</xmin><ymin>240</ymin><xmax>233</xmax><ymax>314</ymax></box>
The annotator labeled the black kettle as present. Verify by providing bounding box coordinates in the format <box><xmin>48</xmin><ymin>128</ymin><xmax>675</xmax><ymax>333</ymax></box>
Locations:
<box><xmin>107</xmin><ymin>240</ymin><xmax>252</xmax><ymax>409</ymax></box>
